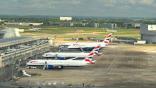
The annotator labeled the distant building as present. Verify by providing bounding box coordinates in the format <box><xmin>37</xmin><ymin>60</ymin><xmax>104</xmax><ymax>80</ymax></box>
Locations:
<box><xmin>5</xmin><ymin>22</ymin><xmax>43</xmax><ymax>26</ymax></box>
<box><xmin>123</xmin><ymin>23</ymin><xmax>133</xmax><ymax>28</ymax></box>
<box><xmin>94</xmin><ymin>23</ymin><xmax>99</xmax><ymax>28</ymax></box>
<box><xmin>140</xmin><ymin>24</ymin><xmax>156</xmax><ymax>44</ymax></box>
<box><xmin>48</xmin><ymin>22</ymin><xmax>60</xmax><ymax>26</ymax></box>
<box><xmin>133</xmin><ymin>23</ymin><xmax>141</xmax><ymax>28</ymax></box>
<box><xmin>70</xmin><ymin>22</ymin><xmax>74</xmax><ymax>27</ymax></box>
<box><xmin>60</xmin><ymin>17</ymin><xmax>72</xmax><ymax>21</ymax></box>
<box><xmin>99</xmin><ymin>23</ymin><xmax>117</xmax><ymax>29</ymax></box>
<box><xmin>124</xmin><ymin>23</ymin><xmax>141</xmax><ymax>28</ymax></box>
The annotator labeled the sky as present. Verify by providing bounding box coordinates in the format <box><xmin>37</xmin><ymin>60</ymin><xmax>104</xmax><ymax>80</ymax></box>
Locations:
<box><xmin>0</xmin><ymin>0</ymin><xmax>155</xmax><ymax>17</ymax></box>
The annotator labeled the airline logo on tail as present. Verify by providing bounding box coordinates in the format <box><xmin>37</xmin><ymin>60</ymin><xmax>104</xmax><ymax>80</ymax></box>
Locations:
<box><xmin>92</xmin><ymin>45</ymin><xmax>101</xmax><ymax>51</ymax></box>
<box><xmin>85</xmin><ymin>58</ymin><xmax>95</xmax><ymax>64</ymax></box>
<box><xmin>88</xmin><ymin>52</ymin><xmax>95</xmax><ymax>56</ymax></box>
<box><xmin>103</xmin><ymin>38</ymin><xmax>110</xmax><ymax>44</ymax></box>
<box><xmin>105</xmin><ymin>33</ymin><xmax>112</xmax><ymax>38</ymax></box>
<box><xmin>88</xmin><ymin>45</ymin><xmax>101</xmax><ymax>56</ymax></box>
<box><xmin>85</xmin><ymin>47</ymin><xmax>100</xmax><ymax>64</ymax></box>
<box><xmin>103</xmin><ymin>33</ymin><xmax>113</xmax><ymax>44</ymax></box>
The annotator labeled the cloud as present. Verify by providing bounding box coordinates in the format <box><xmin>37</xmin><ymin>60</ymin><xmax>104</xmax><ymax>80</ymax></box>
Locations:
<box><xmin>128</xmin><ymin>0</ymin><xmax>155</xmax><ymax>5</ymax></box>
<box><xmin>98</xmin><ymin>0</ymin><xmax>156</xmax><ymax>7</ymax></box>
<box><xmin>0</xmin><ymin>0</ymin><xmax>156</xmax><ymax>17</ymax></box>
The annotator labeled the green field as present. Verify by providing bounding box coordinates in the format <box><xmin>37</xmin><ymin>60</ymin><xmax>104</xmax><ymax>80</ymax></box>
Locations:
<box><xmin>23</xmin><ymin>27</ymin><xmax>140</xmax><ymax>39</ymax></box>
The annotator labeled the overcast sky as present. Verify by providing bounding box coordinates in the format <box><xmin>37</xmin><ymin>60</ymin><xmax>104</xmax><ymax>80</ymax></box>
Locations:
<box><xmin>0</xmin><ymin>0</ymin><xmax>155</xmax><ymax>17</ymax></box>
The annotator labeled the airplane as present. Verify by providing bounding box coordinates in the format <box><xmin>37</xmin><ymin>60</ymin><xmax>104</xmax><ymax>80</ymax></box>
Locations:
<box><xmin>61</xmin><ymin>33</ymin><xmax>113</xmax><ymax>48</ymax></box>
<box><xmin>26</xmin><ymin>55</ymin><xmax>96</xmax><ymax>69</ymax></box>
<box><xmin>42</xmin><ymin>46</ymin><xmax>101</xmax><ymax>59</ymax></box>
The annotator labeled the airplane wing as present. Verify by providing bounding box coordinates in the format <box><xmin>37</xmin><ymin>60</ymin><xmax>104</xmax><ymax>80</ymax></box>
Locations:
<box><xmin>66</xmin><ymin>57</ymin><xmax>78</xmax><ymax>60</ymax></box>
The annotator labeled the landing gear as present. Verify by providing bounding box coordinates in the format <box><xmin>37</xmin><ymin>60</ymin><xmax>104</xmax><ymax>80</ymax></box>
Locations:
<box><xmin>26</xmin><ymin>66</ymin><xmax>37</xmax><ymax>69</ymax></box>
<box><xmin>57</xmin><ymin>66</ymin><xmax>63</xmax><ymax>69</ymax></box>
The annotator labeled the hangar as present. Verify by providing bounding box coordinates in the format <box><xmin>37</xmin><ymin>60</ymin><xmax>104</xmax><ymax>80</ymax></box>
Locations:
<box><xmin>140</xmin><ymin>24</ymin><xmax>156</xmax><ymax>44</ymax></box>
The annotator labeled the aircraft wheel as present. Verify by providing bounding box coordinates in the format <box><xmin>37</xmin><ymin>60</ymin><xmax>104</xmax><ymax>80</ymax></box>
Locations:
<box><xmin>27</xmin><ymin>66</ymin><xmax>32</xmax><ymax>69</ymax></box>
<box><xmin>57</xmin><ymin>66</ymin><xmax>63</xmax><ymax>69</ymax></box>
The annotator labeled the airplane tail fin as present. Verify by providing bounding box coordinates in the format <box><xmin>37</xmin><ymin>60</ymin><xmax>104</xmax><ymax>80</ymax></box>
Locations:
<box><xmin>103</xmin><ymin>38</ymin><xmax>110</xmax><ymax>44</ymax></box>
<box><xmin>85</xmin><ymin>49</ymin><xmax>99</xmax><ymax>64</ymax></box>
<box><xmin>91</xmin><ymin>45</ymin><xmax>101</xmax><ymax>56</ymax></box>
<box><xmin>103</xmin><ymin>33</ymin><xmax>113</xmax><ymax>45</ymax></box>
<box><xmin>88</xmin><ymin>51</ymin><xmax>95</xmax><ymax>57</ymax></box>
<box><xmin>105</xmin><ymin>33</ymin><xmax>112</xmax><ymax>38</ymax></box>
<box><xmin>84</xmin><ymin>57</ymin><xmax>95</xmax><ymax>64</ymax></box>
<box><xmin>92</xmin><ymin>45</ymin><xmax>101</xmax><ymax>51</ymax></box>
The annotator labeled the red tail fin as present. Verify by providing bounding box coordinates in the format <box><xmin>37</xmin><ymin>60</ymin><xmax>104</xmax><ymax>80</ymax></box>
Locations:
<box><xmin>95</xmin><ymin>45</ymin><xmax>101</xmax><ymax>49</ymax></box>
<box><xmin>88</xmin><ymin>52</ymin><xmax>95</xmax><ymax>56</ymax></box>
<box><xmin>92</xmin><ymin>45</ymin><xmax>101</xmax><ymax>51</ymax></box>
<box><xmin>105</xmin><ymin>33</ymin><xmax>112</xmax><ymax>38</ymax></box>
<box><xmin>88</xmin><ymin>45</ymin><xmax>101</xmax><ymax>56</ymax></box>
<box><xmin>103</xmin><ymin>38</ymin><xmax>110</xmax><ymax>44</ymax></box>
<box><xmin>85</xmin><ymin>58</ymin><xmax>95</xmax><ymax>64</ymax></box>
<box><xmin>103</xmin><ymin>33</ymin><xmax>112</xmax><ymax>44</ymax></box>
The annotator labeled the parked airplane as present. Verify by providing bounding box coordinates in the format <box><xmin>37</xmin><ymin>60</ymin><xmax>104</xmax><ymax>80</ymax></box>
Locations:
<box><xmin>59</xmin><ymin>44</ymin><xmax>93</xmax><ymax>52</ymax></box>
<box><xmin>62</xmin><ymin>33</ymin><xmax>112</xmax><ymax>48</ymax></box>
<box><xmin>26</xmin><ymin>55</ymin><xmax>96</xmax><ymax>69</ymax></box>
<box><xmin>42</xmin><ymin>46</ymin><xmax>101</xmax><ymax>59</ymax></box>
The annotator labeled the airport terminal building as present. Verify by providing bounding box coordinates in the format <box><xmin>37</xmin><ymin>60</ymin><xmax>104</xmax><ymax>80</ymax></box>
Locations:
<box><xmin>0</xmin><ymin>28</ymin><xmax>51</xmax><ymax>80</ymax></box>
<box><xmin>140</xmin><ymin>24</ymin><xmax>156</xmax><ymax>44</ymax></box>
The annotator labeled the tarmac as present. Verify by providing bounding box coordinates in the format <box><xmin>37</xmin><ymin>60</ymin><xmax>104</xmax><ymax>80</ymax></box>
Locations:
<box><xmin>1</xmin><ymin>44</ymin><xmax>156</xmax><ymax>88</ymax></box>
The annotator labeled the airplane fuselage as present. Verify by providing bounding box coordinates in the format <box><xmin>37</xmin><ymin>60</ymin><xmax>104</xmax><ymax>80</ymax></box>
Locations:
<box><xmin>64</xmin><ymin>42</ymin><xmax>107</xmax><ymax>48</ymax></box>
<box><xmin>26</xmin><ymin>59</ymin><xmax>93</xmax><ymax>67</ymax></box>
<box><xmin>42</xmin><ymin>52</ymin><xmax>90</xmax><ymax>58</ymax></box>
